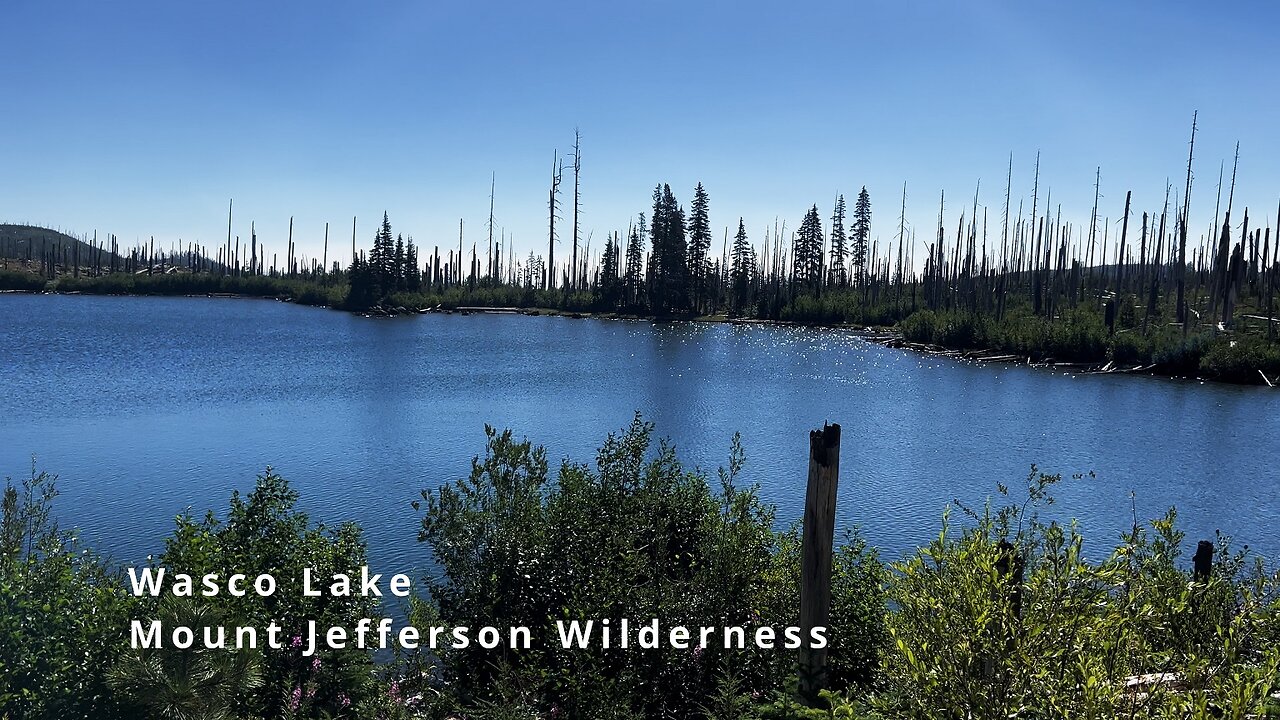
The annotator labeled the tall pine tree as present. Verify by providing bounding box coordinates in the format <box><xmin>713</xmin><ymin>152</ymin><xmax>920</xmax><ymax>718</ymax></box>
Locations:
<box><xmin>851</xmin><ymin>187</ymin><xmax>871</xmax><ymax>284</ymax></box>
<box><xmin>599</xmin><ymin>232</ymin><xmax>622</xmax><ymax>306</ymax></box>
<box><xmin>393</xmin><ymin>234</ymin><xmax>406</xmax><ymax>291</ymax></box>
<box><xmin>649</xmin><ymin>184</ymin><xmax>689</xmax><ymax>314</ymax></box>
<box><xmin>829</xmin><ymin>194</ymin><xmax>848</xmax><ymax>286</ymax></box>
<box><xmin>792</xmin><ymin>205</ymin><xmax>825</xmax><ymax>292</ymax></box>
<box><xmin>623</xmin><ymin>221</ymin><xmax>645</xmax><ymax>308</ymax></box>
<box><xmin>373</xmin><ymin>212</ymin><xmax>395</xmax><ymax>294</ymax></box>
<box><xmin>405</xmin><ymin>239</ymin><xmax>421</xmax><ymax>291</ymax></box>
<box><xmin>687</xmin><ymin>183</ymin><xmax>712</xmax><ymax>312</ymax></box>
<box><xmin>730</xmin><ymin>218</ymin><xmax>755</xmax><ymax>313</ymax></box>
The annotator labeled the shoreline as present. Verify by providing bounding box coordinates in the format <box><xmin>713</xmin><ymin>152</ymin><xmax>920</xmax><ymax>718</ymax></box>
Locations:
<box><xmin>5</xmin><ymin>286</ymin><xmax>1274</xmax><ymax>388</ymax></box>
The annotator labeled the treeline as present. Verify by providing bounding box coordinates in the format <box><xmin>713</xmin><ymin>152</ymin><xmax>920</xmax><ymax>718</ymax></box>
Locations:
<box><xmin>6</xmin><ymin>120</ymin><xmax>1280</xmax><ymax>382</ymax></box>
<box><xmin>339</xmin><ymin>183</ymin><xmax>881</xmax><ymax>321</ymax></box>
<box><xmin>3</xmin><ymin>418</ymin><xmax>1279</xmax><ymax>720</ymax></box>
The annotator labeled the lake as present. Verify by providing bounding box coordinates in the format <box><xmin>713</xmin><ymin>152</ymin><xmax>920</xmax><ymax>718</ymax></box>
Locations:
<box><xmin>2</xmin><ymin>293</ymin><xmax>1277</xmax><ymax>577</ymax></box>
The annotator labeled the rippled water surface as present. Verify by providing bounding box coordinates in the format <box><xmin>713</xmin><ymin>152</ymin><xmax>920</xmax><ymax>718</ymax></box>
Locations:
<box><xmin>2</xmin><ymin>294</ymin><xmax>1277</xmax><ymax>576</ymax></box>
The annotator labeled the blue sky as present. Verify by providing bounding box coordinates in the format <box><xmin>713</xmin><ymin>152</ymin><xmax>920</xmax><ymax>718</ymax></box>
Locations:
<box><xmin>4</xmin><ymin>0</ymin><xmax>1278</xmax><ymax>269</ymax></box>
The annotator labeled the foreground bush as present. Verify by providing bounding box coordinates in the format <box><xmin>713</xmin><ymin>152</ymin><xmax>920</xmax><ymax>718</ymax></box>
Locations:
<box><xmin>3</xmin><ymin>423</ymin><xmax>1278</xmax><ymax>719</ymax></box>
<box><xmin>1</xmin><ymin>466</ymin><xmax>135</xmax><ymax>719</ymax></box>
<box><xmin>875</xmin><ymin>471</ymin><xmax>1280</xmax><ymax>718</ymax></box>
<box><xmin>414</xmin><ymin>415</ymin><xmax>886</xmax><ymax>719</ymax></box>
<box><xmin>135</xmin><ymin>470</ymin><xmax>386</xmax><ymax>719</ymax></box>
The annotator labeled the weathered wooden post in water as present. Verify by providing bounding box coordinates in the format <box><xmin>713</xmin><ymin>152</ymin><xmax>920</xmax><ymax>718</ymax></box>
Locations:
<box><xmin>799</xmin><ymin>422</ymin><xmax>840</xmax><ymax>700</ymax></box>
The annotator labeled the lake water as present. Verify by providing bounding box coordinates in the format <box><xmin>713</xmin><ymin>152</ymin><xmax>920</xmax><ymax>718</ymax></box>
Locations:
<box><xmin>2</xmin><ymin>294</ymin><xmax>1277</xmax><ymax>578</ymax></box>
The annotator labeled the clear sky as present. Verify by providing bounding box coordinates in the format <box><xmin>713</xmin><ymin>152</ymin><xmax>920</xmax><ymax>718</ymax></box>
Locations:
<box><xmin>4</xmin><ymin>0</ymin><xmax>1278</xmax><ymax>269</ymax></box>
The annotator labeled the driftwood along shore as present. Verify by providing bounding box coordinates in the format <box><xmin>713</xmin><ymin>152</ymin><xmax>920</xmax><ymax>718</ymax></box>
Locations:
<box><xmin>864</xmin><ymin>332</ymin><xmax>1167</xmax><ymax>378</ymax></box>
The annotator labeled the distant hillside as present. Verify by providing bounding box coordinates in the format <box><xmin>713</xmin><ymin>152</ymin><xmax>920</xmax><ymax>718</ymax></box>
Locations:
<box><xmin>1</xmin><ymin>224</ymin><xmax>236</xmax><ymax>279</ymax></box>
<box><xmin>1</xmin><ymin>224</ymin><xmax>113</xmax><ymax>261</ymax></box>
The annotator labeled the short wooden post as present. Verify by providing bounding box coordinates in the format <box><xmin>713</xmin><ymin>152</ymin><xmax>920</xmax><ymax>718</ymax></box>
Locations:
<box><xmin>995</xmin><ymin>540</ymin><xmax>1025</xmax><ymax>620</ymax></box>
<box><xmin>799</xmin><ymin>423</ymin><xmax>840</xmax><ymax>700</ymax></box>
<box><xmin>1193</xmin><ymin>540</ymin><xmax>1214</xmax><ymax>581</ymax></box>
<box><xmin>989</xmin><ymin>539</ymin><xmax>1026</xmax><ymax>688</ymax></box>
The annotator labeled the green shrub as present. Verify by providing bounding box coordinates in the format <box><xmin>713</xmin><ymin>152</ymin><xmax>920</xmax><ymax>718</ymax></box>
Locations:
<box><xmin>1199</xmin><ymin>338</ymin><xmax>1280</xmax><ymax>384</ymax></box>
<box><xmin>1151</xmin><ymin>330</ymin><xmax>1213</xmax><ymax>376</ymax></box>
<box><xmin>875</xmin><ymin>470</ymin><xmax>1280</xmax><ymax>719</ymax></box>
<box><xmin>143</xmin><ymin>470</ymin><xmax>382</xmax><ymax>719</ymax></box>
<box><xmin>415</xmin><ymin>415</ymin><xmax>887</xmax><ymax>719</ymax></box>
<box><xmin>107</xmin><ymin>598</ymin><xmax>263</xmax><ymax>720</ymax></box>
<box><xmin>899</xmin><ymin>310</ymin><xmax>939</xmax><ymax>344</ymax></box>
<box><xmin>1108</xmin><ymin>331</ymin><xmax>1152</xmax><ymax>364</ymax></box>
<box><xmin>0</xmin><ymin>465</ymin><xmax>135</xmax><ymax>719</ymax></box>
<box><xmin>0</xmin><ymin>269</ymin><xmax>48</xmax><ymax>292</ymax></box>
<box><xmin>6</xmin><ymin>425</ymin><xmax>1280</xmax><ymax>719</ymax></box>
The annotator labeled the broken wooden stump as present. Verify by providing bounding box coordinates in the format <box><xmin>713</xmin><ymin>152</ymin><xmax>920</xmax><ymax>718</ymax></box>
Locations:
<box><xmin>1193</xmin><ymin>540</ymin><xmax>1214</xmax><ymax>581</ymax></box>
<box><xmin>799</xmin><ymin>422</ymin><xmax>840</xmax><ymax>701</ymax></box>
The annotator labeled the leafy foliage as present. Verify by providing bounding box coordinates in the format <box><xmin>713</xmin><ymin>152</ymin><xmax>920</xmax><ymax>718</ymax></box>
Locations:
<box><xmin>0</xmin><ymin>464</ymin><xmax>134</xmax><ymax>720</ymax></box>
<box><xmin>875</xmin><ymin>470</ymin><xmax>1280</xmax><ymax>719</ymax></box>
<box><xmin>107</xmin><ymin>598</ymin><xmax>263</xmax><ymax>720</ymax></box>
<box><xmin>415</xmin><ymin>415</ymin><xmax>885</xmax><ymax>719</ymax></box>
<box><xmin>3</xmin><ymin>426</ymin><xmax>1278</xmax><ymax>719</ymax></box>
<box><xmin>143</xmin><ymin>470</ymin><xmax>383</xmax><ymax>719</ymax></box>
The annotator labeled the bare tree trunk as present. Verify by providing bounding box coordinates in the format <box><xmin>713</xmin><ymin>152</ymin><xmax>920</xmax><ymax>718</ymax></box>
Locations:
<box><xmin>487</xmin><ymin>173</ymin><xmax>495</xmax><ymax>281</ymax></box>
<box><xmin>571</xmin><ymin>130</ymin><xmax>581</xmax><ymax>291</ymax></box>
<box><xmin>1117</xmin><ymin>191</ymin><xmax>1132</xmax><ymax>293</ymax></box>
<box><xmin>1177</xmin><ymin>113</ymin><xmax>1198</xmax><ymax>331</ymax></box>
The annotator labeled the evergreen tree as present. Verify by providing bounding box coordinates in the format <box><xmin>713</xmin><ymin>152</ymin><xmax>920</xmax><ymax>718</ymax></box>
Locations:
<box><xmin>405</xmin><ymin>239</ymin><xmax>421</xmax><ymax>291</ymax></box>
<box><xmin>649</xmin><ymin>184</ymin><xmax>689</xmax><ymax>313</ymax></box>
<box><xmin>829</xmin><ymin>194</ymin><xmax>848</xmax><ymax>286</ymax></box>
<box><xmin>372</xmin><ymin>211</ymin><xmax>395</xmax><ymax>294</ymax></box>
<box><xmin>624</xmin><ymin>219</ymin><xmax>645</xmax><ymax>308</ymax></box>
<box><xmin>730</xmin><ymin>218</ymin><xmax>754</xmax><ymax>313</ymax></box>
<box><xmin>600</xmin><ymin>232</ymin><xmax>622</xmax><ymax>306</ymax></box>
<box><xmin>346</xmin><ymin>255</ymin><xmax>377</xmax><ymax>309</ymax></box>
<box><xmin>393</xmin><ymin>234</ymin><xmax>406</xmax><ymax>291</ymax></box>
<box><xmin>687</xmin><ymin>183</ymin><xmax>712</xmax><ymax>311</ymax></box>
<box><xmin>368</xmin><ymin>231</ymin><xmax>383</xmax><ymax>289</ymax></box>
<box><xmin>793</xmin><ymin>205</ymin><xmax>825</xmax><ymax>291</ymax></box>
<box><xmin>852</xmin><ymin>187</ymin><xmax>871</xmax><ymax>284</ymax></box>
